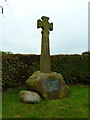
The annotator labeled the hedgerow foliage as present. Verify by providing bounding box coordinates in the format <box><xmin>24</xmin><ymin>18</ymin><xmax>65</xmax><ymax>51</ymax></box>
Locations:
<box><xmin>51</xmin><ymin>54</ymin><xmax>90</xmax><ymax>84</ymax></box>
<box><xmin>2</xmin><ymin>54</ymin><xmax>40</xmax><ymax>89</ymax></box>
<box><xmin>2</xmin><ymin>53</ymin><xmax>90</xmax><ymax>89</ymax></box>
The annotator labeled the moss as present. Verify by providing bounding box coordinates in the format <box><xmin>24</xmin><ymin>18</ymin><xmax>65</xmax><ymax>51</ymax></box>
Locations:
<box><xmin>60</xmin><ymin>86</ymin><xmax>71</xmax><ymax>99</ymax></box>
<box><xmin>26</xmin><ymin>71</ymin><xmax>70</xmax><ymax>100</ymax></box>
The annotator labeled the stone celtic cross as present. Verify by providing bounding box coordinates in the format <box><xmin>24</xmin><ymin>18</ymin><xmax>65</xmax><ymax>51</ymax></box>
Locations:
<box><xmin>37</xmin><ymin>16</ymin><xmax>53</xmax><ymax>73</ymax></box>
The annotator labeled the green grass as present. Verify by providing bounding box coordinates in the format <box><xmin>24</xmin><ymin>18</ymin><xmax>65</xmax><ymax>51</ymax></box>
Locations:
<box><xmin>2</xmin><ymin>85</ymin><xmax>88</xmax><ymax>118</ymax></box>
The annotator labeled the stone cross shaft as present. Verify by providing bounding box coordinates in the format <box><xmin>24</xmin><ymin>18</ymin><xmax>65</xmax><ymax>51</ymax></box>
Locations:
<box><xmin>37</xmin><ymin>16</ymin><xmax>53</xmax><ymax>73</ymax></box>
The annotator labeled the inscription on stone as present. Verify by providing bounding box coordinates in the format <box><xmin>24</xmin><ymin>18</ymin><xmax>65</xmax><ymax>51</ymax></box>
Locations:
<box><xmin>44</xmin><ymin>79</ymin><xmax>60</xmax><ymax>92</ymax></box>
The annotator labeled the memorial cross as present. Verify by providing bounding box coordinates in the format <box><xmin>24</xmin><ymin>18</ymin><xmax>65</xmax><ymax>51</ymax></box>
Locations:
<box><xmin>37</xmin><ymin>16</ymin><xmax>53</xmax><ymax>73</ymax></box>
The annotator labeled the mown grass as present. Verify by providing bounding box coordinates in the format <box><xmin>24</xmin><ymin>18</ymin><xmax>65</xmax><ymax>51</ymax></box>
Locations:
<box><xmin>2</xmin><ymin>85</ymin><xmax>88</xmax><ymax>118</ymax></box>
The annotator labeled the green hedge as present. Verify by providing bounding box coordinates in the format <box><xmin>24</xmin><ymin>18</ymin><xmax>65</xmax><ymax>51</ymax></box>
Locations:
<box><xmin>2</xmin><ymin>54</ymin><xmax>40</xmax><ymax>89</ymax></box>
<box><xmin>2</xmin><ymin>54</ymin><xmax>90</xmax><ymax>89</ymax></box>
<box><xmin>51</xmin><ymin>55</ymin><xmax>90</xmax><ymax>84</ymax></box>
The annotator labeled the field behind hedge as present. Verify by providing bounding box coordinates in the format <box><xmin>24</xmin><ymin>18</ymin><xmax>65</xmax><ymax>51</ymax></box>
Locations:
<box><xmin>1</xmin><ymin>53</ymin><xmax>90</xmax><ymax>89</ymax></box>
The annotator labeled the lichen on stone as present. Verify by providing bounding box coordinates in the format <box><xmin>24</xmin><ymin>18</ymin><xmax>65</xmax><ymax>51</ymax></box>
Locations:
<box><xmin>26</xmin><ymin>71</ymin><xmax>70</xmax><ymax>100</ymax></box>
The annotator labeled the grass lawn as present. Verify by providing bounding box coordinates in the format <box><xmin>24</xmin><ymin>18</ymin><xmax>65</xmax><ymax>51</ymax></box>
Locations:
<box><xmin>2</xmin><ymin>85</ymin><xmax>88</xmax><ymax>118</ymax></box>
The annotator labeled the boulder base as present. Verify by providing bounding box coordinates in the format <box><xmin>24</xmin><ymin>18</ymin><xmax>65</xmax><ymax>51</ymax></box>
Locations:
<box><xmin>19</xmin><ymin>90</ymin><xmax>41</xmax><ymax>103</ymax></box>
<box><xmin>26</xmin><ymin>71</ymin><xmax>70</xmax><ymax>99</ymax></box>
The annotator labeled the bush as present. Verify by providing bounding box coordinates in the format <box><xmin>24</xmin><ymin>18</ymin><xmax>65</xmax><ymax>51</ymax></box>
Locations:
<box><xmin>51</xmin><ymin>55</ymin><xmax>90</xmax><ymax>84</ymax></box>
<box><xmin>2</xmin><ymin>53</ymin><xmax>90</xmax><ymax>89</ymax></box>
<box><xmin>2</xmin><ymin>54</ymin><xmax>40</xmax><ymax>90</ymax></box>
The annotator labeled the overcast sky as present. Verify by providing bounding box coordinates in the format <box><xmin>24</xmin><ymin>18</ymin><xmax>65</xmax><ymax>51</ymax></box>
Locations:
<box><xmin>0</xmin><ymin>0</ymin><xmax>89</xmax><ymax>55</ymax></box>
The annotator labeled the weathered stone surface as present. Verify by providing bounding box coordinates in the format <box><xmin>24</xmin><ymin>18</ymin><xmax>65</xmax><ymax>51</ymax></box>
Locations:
<box><xmin>19</xmin><ymin>90</ymin><xmax>41</xmax><ymax>103</ymax></box>
<box><xmin>26</xmin><ymin>71</ymin><xmax>70</xmax><ymax>99</ymax></box>
<box><xmin>37</xmin><ymin>16</ymin><xmax>53</xmax><ymax>73</ymax></box>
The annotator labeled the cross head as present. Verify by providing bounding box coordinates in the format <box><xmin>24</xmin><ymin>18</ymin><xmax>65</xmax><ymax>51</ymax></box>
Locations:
<box><xmin>37</xmin><ymin>16</ymin><xmax>53</xmax><ymax>34</ymax></box>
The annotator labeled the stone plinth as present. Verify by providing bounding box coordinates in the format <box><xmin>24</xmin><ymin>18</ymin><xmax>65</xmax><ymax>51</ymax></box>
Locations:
<box><xmin>26</xmin><ymin>71</ymin><xmax>70</xmax><ymax>100</ymax></box>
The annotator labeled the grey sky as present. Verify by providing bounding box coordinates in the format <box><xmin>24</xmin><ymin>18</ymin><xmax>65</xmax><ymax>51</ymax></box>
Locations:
<box><xmin>0</xmin><ymin>0</ymin><xmax>89</xmax><ymax>55</ymax></box>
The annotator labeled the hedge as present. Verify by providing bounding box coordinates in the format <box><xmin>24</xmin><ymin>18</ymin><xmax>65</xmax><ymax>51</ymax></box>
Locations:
<box><xmin>51</xmin><ymin>54</ymin><xmax>90</xmax><ymax>84</ymax></box>
<box><xmin>1</xmin><ymin>54</ymin><xmax>90</xmax><ymax>90</ymax></box>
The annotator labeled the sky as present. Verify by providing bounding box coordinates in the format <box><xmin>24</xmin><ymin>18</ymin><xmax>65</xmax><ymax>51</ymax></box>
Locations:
<box><xmin>0</xmin><ymin>0</ymin><xmax>89</xmax><ymax>55</ymax></box>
